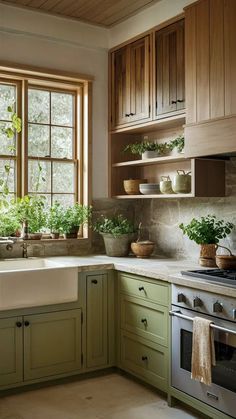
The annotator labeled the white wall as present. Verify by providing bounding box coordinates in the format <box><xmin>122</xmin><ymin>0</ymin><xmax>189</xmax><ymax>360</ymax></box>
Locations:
<box><xmin>0</xmin><ymin>2</ymin><xmax>109</xmax><ymax>199</ymax></box>
<box><xmin>109</xmin><ymin>0</ymin><xmax>193</xmax><ymax>48</ymax></box>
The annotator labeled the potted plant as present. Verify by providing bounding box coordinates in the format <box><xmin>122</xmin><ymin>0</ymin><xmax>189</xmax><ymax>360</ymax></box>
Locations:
<box><xmin>13</xmin><ymin>195</ymin><xmax>46</xmax><ymax>240</ymax></box>
<box><xmin>62</xmin><ymin>203</ymin><xmax>92</xmax><ymax>239</ymax></box>
<box><xmin>124</xmin><ymin>141</ymin><xmax>169</xmax><ymax>159</ymax></box>
<box><xmin>0</xmin><ymin>211</ymin><xmax>21</xmax><ymax>237</ymax></box>
<box><xmin>47</xmin><ymin>202</ymin><xmax>64</xmax><ymax>239</ymax></box>
<box><xmin>94</xmin><ymin>214</ymin><xmax>136</xmax><ymax>257</ymax></box>
<box><xmin>169</xmin><ymin>134</ymin><xmax>185</xmax><ymax>154</ymax></box>
<box><xmin>179</xmin><ymin>215</ymin><xmax>234</xmax><ymax>266</ymax></box>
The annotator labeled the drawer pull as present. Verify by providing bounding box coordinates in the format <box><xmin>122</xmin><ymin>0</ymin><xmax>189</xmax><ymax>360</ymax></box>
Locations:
<box><xmin>91</xmin><ymin>279</ymin><xmax>98</xmax><ymax>284</ymax></box>
<box><xmin>24</xmin><ymin>321</ymin><xmax>30</xmax><ymax>327</ymax></box>
<box><xmin>139</xmin><ymin>286</ymin><xmax>145</xmax><ymax>292</ymax></box>
<box><xmin>16</xmin><ymin>321</ymin><xmax>22</xmax><ymax>328</ymax></box>
<box><xmin>141</xmin><ymin>356</ymin><xmax>148</xmax><ymax>361</ymax></box>
<box><xmin>141</xmin><ymin>318</ymin><xmax>147</xmax><ymax>325</ymax></box>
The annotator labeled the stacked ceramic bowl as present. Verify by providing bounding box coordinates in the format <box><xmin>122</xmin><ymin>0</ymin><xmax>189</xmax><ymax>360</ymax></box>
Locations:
<box><xmin>139</xmin><ymin>183</ymin><xmax>160</xmax><ymax>195</ymax></box>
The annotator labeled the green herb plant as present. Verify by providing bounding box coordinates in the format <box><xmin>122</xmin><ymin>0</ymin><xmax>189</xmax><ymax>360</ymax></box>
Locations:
<box><xmin>179</xmin><ymin>215</ymin><xmax>234</xmax><ymax>245</ymax></box>
<box><xmin>14</xmin><ymin>195</ymin><xmax>46</xmax><ymax>234</ymax></box>
<box><xmin>62</xmin><ymin>203</ymin><xmax>92</xmax><ymax>234</ymax></box>
<box><xmin>94</xmin><ymin>215</ymin><xmax>136</xmax><ymax>237</ymax></box>
<box><xmin>124</xmin><ymin>141</ymin><xmax>169</xmax><ymax>156</ymax></box>
<box><xmin>47</xmin><ymin>201</ymin><xmax>64</xmax><ymax>234</ymax></box>
<box><xmin>169</xmin><ymin>134</ymin><xmax>185</xmax><ymax>153</ymax></box>
<box><xmin>0</xmin><ymin>211</ymin><xmax>20</xmax><ymax>237</ymax></box>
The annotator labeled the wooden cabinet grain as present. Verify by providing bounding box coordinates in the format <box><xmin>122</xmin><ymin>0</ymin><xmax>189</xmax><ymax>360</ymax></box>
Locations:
<box><xmin>185</xmin><ymin>0</ymin><xmax>236</xmax><ymax>157</ymax></box>
<box><xmin>155</xmin><ymin>19</ymin><xmax>185</xmax><ymax>118</ymax></box>
<box><xmin>111</xmin><ymin>35</ymin><xmax>151</xmax><ymax>128</ymax></box>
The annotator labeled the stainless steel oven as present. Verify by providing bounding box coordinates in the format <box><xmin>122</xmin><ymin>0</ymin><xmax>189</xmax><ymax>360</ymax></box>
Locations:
<box><xmin>170</xmin><ymin>284</ymin><xmax>236</xmax><ymax>418</ymax></box>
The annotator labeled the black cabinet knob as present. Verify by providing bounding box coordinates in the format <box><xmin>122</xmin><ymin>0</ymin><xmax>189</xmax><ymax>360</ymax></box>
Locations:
<box><xmin>125</xmin><ymin>113</ymin><xmax>130</xmax><ymax>117</ymax></box>
<box><xmin>139</xmin><ymin>286</ymin><xmax>145</xmax><ymax>291</ymax></box>
<box><xmin>141</xmin><ymin>318</ymin><xmax>147</xmax><ymax>325</ymax></box>
<box><xmin>171</xmin><ymin>100</ymin><xmax>177</xmax><ymax>104</ymax></box>
<box><xmin>141</xmin><ymin>356</ymin><xmax>148</xmax><ymax>361</ymax></box>
<box><xmin>91</xmin><ymin>279</ymin><xmax>98</xmax><ymax>284</ymax></box>
<box><xmin>16</xmin><ymin>321</ymin><xmax>22</xmax><ymax>328</ymax></box>
<box><xmin>177</xmin><ymin>99</ymin><xmax>184</xmax><ymax>103</ymax></box>
<box><xmin>130</xmin><ymin>112</ymin><xmax>136</xmax><ymax>116</ymax></box>
<box><xmin>24</xmin><ymin>321</ymin><xmax>30</xmax><ymax>327</ymax></box>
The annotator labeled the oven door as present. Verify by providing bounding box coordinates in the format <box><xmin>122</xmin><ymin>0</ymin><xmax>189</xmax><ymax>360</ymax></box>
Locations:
<box><xmin>171</xmin><ymin>306</ymin><xmax>236</xmax><ymax>418</ymax></box>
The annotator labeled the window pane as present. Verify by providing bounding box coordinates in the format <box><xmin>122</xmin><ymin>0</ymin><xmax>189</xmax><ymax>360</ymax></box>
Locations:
<box><xmin>51</xmin><ymin>126</ymin><xmax>73</xmax><ymax>159</ymax></box>
<box><xmin>0</xmin><ymin>159</ymin><xmax>15</xmax><ymax>193</ymax></box>
<box><xmin>0</xmin><ymin>84</ymin><xmax>16</xmax><ymax>121</ymax></box>
<box><xmin>28</xmin><ymin>124</ymin><xmax>50</xmax><ymax>157</ymax></box>
<box><xmin>51</xmin><ymin>92</ymin><xmax>73</xmax><ymax>126</ymax></box>
<box><xmin>0</xmin><ymin>122</ymin><xmax>16</xmax><ymax>155</ymax></box>
<box><xmin>28</xmin><ymin>89</ymin><xmax>50</xmax><ymax>123</ymax></box>
<box><xmin>53</xmin><ymin>194</ymin><xmax>74</xmax><ymax>207</ymax></box>
<box><xmin>30</xmin><ymin>193</ymin><xmax>51</xmax><ymax>210</ymax></box>
<box><xmin>28</xmin><ymin>160</ymin><xmax>51</xmax><ymax>193</ymax></box>
<box><xmin>53</xmin><ymin>162</ymin><xmax>74</xmax><ymax>193</ymax></box>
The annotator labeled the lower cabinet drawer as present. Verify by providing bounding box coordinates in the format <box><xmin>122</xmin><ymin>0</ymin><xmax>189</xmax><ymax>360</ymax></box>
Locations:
<box><xmin>120</xmin><ymin>331</ymin><xmax>168</xmax><ymax>392</ymax></box>
<box><xmin>120</xmin><ymin>295</ymin><xmax>168</xmax><ymax>347</ymax></box>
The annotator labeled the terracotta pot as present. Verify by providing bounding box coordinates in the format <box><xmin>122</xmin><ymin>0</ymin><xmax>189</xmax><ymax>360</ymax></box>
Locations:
<box><xmin>131</xmin><ymin>241</ymin><xmax>155</xmax><ymax>258</ymax></box>
<box><xmin>199</xmin><ymin>244</ymin><xmax>217</xmax><ymax>267</ymax></box>
<box><xmin>28</xmin><ymin>233</ymin><xmax>42</xmax><ymax>240</ymax></box>
<box><xmin>123</xmin><ymin>179</ymin><xmax>147</xmax><ymax>195</ymax></box>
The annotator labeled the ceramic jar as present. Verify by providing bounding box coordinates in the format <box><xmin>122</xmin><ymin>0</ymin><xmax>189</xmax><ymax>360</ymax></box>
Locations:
<box><xmin>172</xmin><ymin>170</ymin><xmax>191</xmax><ymax>194</ymax></box>
<box><xmin>160</xmin><ymin>176</ymin><xmax>174</xmax><ymax>194</ymax></box>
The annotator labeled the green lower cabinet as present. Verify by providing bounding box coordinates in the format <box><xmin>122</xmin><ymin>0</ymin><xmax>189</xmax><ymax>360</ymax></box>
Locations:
<box><xmin>86</xmin><ymin>273</ymin><xmax>108</xmax><ymax>368</ymax></box>
<box><xmin>0</xmin><ymin>316</ymin><xmax>23</xmax><ymax>387</ymax></box>
<box><xmin>120</xmin><ymin>331</ymin><xmax>168</xmax><ymax>392</ymax></box>
<box><xmin>24</xmin><ymin>309</ymin><xmax>82</xmax><ymax>381</ymax></box>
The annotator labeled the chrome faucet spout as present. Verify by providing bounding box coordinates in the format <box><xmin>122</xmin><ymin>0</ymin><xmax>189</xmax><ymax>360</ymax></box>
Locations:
<box><xmin>21</xmin><ymin>242</ymin><xmax>29</xmax><ymax>259</ymax></box>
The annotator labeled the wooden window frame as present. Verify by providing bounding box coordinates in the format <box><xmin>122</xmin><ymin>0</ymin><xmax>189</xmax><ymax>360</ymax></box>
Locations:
<box><xmin>0</xmin><ymin>63</ymin><xmax>92</xmax><ymax>240</ymax></box>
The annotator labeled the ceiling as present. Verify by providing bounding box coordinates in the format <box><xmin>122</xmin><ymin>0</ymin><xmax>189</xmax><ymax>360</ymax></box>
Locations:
<box><xmin>2</xmin><ymin>0</ymin><xmax>162</xmax><ymax>27</ymax></box>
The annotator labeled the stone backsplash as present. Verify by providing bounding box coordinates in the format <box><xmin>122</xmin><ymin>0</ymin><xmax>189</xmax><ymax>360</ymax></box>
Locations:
<box><xmin>134</xmin><ymin>158</ymin><xmax>236</xmax><ymax>261</ymax></box>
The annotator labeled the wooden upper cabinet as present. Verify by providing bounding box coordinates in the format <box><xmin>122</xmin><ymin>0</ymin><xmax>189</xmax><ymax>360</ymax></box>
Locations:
<box><xmin>111</xmin><ymin>35</ymin><xmax>151</xmax><ymax>129</ymax></box>
<box><xmin>155</xmin><ymin>19</ymin><xmax>185</xmax><ymax>118</ymax></box>
<box><xmin>185</xmin><ymin>0</ymin><xmax>236</xmax><ymax>157</ymax></box>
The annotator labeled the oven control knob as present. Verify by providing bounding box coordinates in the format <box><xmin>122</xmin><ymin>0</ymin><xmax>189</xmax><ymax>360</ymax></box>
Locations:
<box><xmin>177</xmin><ymin>293</ymin><xmax>186</xmax><ymax>303</ymax></box>
<box><xmin>213</xmin><ymin>301</ymin><xmax>223</xmax><ymax>313</ymax></box>
<box><xmin>193</xmin><ymin>297</ymin><xmax>203</xmax><ymax>308</ymax></box>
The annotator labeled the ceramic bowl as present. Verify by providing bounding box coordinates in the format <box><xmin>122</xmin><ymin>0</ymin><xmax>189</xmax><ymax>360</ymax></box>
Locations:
<box><xmin>123</xmin><ymin>179</ymin><xmax>147</xmax><ymax>195</ymax></box>
<box><xmin>139</xmin><ymin>183</ymin><xmax>160</xmax><ymax>195</ymax></box>
<box><xmin>131</xmin><ymin>241</ymin><xmax>155</xmax><ymax>258</ymax></box>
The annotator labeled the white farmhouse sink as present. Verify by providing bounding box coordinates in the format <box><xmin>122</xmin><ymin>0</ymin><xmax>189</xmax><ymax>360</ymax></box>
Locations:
<box><xmin>0</xmin><ymin>258</ymin><xmax>78</xmax><ymax>310</ymax></box>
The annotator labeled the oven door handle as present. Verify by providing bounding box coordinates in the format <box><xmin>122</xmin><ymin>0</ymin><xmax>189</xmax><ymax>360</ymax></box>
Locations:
<box><xmin>169</xmin><ymin>310</ymin><xmax>236</xmax><ymax>336</ymax></box>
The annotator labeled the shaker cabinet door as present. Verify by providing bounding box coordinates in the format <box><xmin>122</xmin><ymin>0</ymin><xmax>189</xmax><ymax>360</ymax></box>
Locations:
<box><xmin>155</xmin><ymin>19</ymin><xmax>185</xmax><ymax>118</ymax></box>
<box><xmin>112</xmin><ymin>46</ymin><xmax>130</xmax><ymax>127</ymax></box>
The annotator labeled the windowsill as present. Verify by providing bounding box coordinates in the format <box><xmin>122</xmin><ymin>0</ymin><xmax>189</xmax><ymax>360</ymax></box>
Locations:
<box><xmin>10</xmin><ymin>237</ymin><xmax>89</xmax><ymax>243</ymax></box>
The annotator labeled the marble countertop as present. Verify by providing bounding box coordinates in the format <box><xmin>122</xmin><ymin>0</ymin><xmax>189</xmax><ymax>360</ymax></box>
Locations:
<box><xmin>47</xmin><ymin>255</ymin><xmax>236</xmax><ymax>298</ymax></box>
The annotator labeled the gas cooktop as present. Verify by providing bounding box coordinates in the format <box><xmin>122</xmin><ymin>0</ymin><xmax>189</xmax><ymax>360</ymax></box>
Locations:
<box><xmin>181</xmin><ymin>269</ymin><xmax>236</xmax><ymax>287</ymax></box>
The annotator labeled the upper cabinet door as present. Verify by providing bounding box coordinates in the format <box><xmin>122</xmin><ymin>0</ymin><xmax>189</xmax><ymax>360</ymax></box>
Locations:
<box><xmin>111</xmin><ymin>35</ymin><xmax>151</xmax><ymax>129</ymax></box>
<box><xmin>112</xmin><ymin>46</ymin><xmax>130</xmax><ymax>127</ymax></box>
<box><xmin>155</xmin><ymin>19</ymin><xmax>185</xmax><ymax>118</ymax></box>
<box><xmin>129</xmin><ymin>36</ymin><xmax>151</xmax><ymax>123</ymax></box>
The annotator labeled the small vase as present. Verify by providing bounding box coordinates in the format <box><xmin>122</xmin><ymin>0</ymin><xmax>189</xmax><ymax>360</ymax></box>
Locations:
<box><xmin>199</xmin><ymin>244</ymin><xmax>217</xmax><ymax>267</ymax></box>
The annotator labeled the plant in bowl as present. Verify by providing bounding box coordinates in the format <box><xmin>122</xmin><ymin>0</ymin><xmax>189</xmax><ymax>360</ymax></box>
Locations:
<box><xmin>13</xmin><ymin>195</ymin><xmax>46</xmax><ymax>239</ymax></box>
<box><xmin>169</xmin><ymin>134</ymin><xmax>185</xmax><ymax>153</ymax></box>
<box><xmin>47</xmin><ymin>201</ymin><xmax>64</xmax><ymax>239</ymax></box>
<box><xmin>94</xmin><ymin>214</ymin><xmax>136</xmax><ymax>257</ymax></box>
<box><xmin>179</xmin><ymin>215</ymin><xmax>234</xmax><ymax>267</ymax></box>
<box><xmin>124</xmin><ymin>141</ymin><xmax>169</xmax><ymax>159</ymax></box>
<box><xmin>62</xmin><ymin>203</ymin><xmax>92</xmax><ymax>239</ymax></box>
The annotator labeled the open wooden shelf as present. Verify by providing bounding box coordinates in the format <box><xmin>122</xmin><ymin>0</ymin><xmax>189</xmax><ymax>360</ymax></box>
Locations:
<box><xmin>113</xmin><ymin>193</ymin><xmax>194</xmax><ymax>199</ymax></box>
<box><xmin>112</xmin><ymin>154</ymin><xmax>186</xmax><ymax>167</ymax></box>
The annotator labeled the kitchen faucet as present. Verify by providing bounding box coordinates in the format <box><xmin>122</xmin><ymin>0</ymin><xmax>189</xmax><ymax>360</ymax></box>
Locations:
<box><xmin>21</xmin><ymin>242</ymin><xmax>29</xmax><ymax>258</ymax></box>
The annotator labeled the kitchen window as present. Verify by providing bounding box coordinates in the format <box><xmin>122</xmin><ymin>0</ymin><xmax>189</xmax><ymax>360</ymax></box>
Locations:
<box><xmin>0</xmin><ymin>64</ymin><xmax>92</xmax><ymax>238</ymax></box>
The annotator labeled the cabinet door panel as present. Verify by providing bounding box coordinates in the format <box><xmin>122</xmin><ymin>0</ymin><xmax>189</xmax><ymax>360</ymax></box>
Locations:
<box><xmin>225</xmin><ymin>0</ymin><xmax>236</xmax><ymax>116</ymax></box>
<box><xmin>156</xmin><ymin>20</ymin><xmax>185</xmax><ymax>117</ymax></box>
<box><xmin>24</xmin><ymin>309</ymin><xmax>81</xmax><ymax>380</ymax></box>
<box><xmin>0</xmin><ymin>317</ymin><xmax>23</xmax><ymax>387</ymax></box>
<box><xmin>112</xmin><ymin>47</ymin><xmax>130</xmax><ymax>127</ymax></box>
<box><xmin>87</xmin><ymin>274</ymin><xmax>108</xmax><ymax>368</ymax></box>
<box><xmin>130</xmin><ymin>36</ymin><xmax>150</xmax><ymax>122</ymax></box>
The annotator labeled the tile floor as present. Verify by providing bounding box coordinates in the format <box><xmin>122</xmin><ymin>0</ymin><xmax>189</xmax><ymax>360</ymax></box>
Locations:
<box><xmin>0</xmin><ymin>373</ymin><xmax>200</xmax><ymax>419</ymax></box>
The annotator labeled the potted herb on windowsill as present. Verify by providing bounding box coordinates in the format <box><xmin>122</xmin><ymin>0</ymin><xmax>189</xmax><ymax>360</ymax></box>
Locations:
<box><xmin>179</xmin><ymin>215</ymin><xmax>234</xmax><ymax>267</ymax></box>
<box><xmin>0</xmin><ymin>211</ymin><xmax>21</xmax><ymax>238</ymax></box>
<box><xmin>124</xmin><ymin>141</ymin><xmax>169</xmax><ymax>160</ymax></box>
<box><xmin>93</xmin><ymin>215</ymin><xmax>136</xmax><ymax>257</ymax></box>
<box><xmin>13</xmin><ymin>195</ymin><xmax>46</xmax><ymax>240</ymax></box>
<box><xmin>62</xmin><ymin>203</ymin><xmax>92</xmax><ymax>239</ymax></box>
<box><xmin>47</xmin><ymin>202</ymin><xmax>64</xmax><ymax>239</ymax></box>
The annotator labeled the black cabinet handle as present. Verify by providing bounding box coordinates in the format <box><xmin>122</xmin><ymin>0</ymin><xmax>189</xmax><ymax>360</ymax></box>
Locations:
<box><xmin>130</xmin><ymin>113</ymin><xmax>136</xmax><ymax>116</ymax></box>
<box><xmin>16</xmin><ymin>321</ymin><xmax>22</xmax><ymax>328</ymax></box>
<box><xmin>125</xmin><ymin>113</ymin><xmax>130</xmax><ymax>117</ymax></box>
<box><xmin>177</xmin><ymin>99</ymin><xmax>184</xmax><ymax>103</ymax></box>
<box><xmin>171</xmin><ymin>100</ymin><xmax>177</xmax><ymax>104</ymax></box>
<box><xmin>91</xmin><ymin>279</ymin><xmax>98</xmax><ymax>284</ymax></box>
<box><xmin>141</xmin><ymin>318</ymin><xmax>147</xmax><ymax>324</ymax></box>
<box><xmin>24</xmin><ymin>321</ymin><xmax>30</xmax><ymax>327</ymax></box>
<box><xmin>141</xmin><ymin>356</ymin><xmax>148</xmax><ymax>361</ymax></box>
<box><xmin>139</xmin><ymin>286</ymin><xmax>145</xmax><ymax>291</ymax></box>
